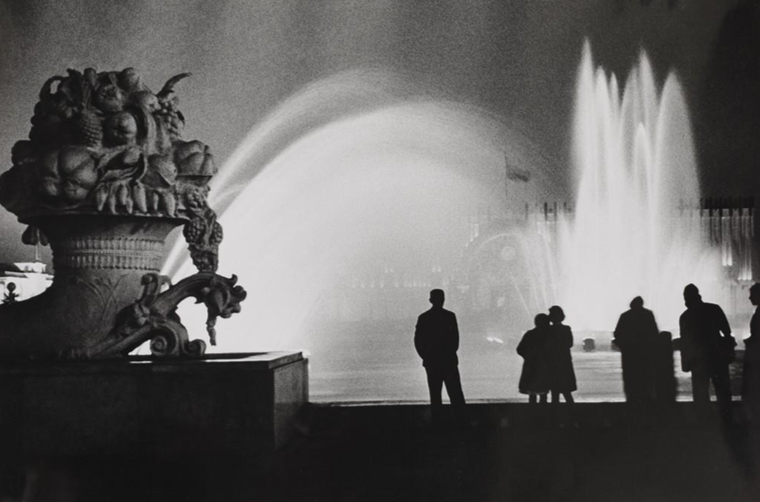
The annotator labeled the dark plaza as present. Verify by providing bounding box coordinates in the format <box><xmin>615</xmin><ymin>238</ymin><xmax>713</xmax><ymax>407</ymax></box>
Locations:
<box><xmin>0</xmin><ymin>1</ymin><xmax>759</xmax><ymax>501</ymax></box>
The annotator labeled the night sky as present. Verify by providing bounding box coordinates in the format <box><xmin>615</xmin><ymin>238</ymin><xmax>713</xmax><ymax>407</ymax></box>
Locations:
<box><xmin>0</xmin><ymin>0</ymin><xmax>756</xmax><ymax>263</ymax></box>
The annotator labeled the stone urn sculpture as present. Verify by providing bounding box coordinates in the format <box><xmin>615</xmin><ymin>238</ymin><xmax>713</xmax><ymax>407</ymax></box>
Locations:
<box><xmin>0</xmin><ymin>68</ymin><xmax>246</xmax><ymax>359</ymax></box>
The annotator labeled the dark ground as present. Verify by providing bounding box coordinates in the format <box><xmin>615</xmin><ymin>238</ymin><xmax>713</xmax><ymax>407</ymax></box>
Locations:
<box><xmin>258</xmin><ymin>402</ymin><xmax>760</xmax><ymax>502</ymax></box>
<box><xmin>142</xmin><ymin>403</ymin><xmax>760</xmax><ymax>501</ymax></box>
<box><xmin>7</xmin><ymin>402</ymin><xmax>760</xmax><ymax>502</ymax></box>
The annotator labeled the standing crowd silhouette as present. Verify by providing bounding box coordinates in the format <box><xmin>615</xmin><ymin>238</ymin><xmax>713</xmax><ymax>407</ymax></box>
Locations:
<box><xmin>415</xmin><ymin>282</ymin><xmax>760</xmax><ymax>427</ymax></box>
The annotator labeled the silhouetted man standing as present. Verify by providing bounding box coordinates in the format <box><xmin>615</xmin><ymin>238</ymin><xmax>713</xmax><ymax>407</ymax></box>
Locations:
<box><xmin>614</xmin><ymin>296</ymin><xmax>658</xmax><ymax>407</ymax></box>
<box><xmin>742</xmin><ymin>283</ymin><xmax>760</xmax><ymax>422</ymax></box>
<box><xmin>415</xmin><ymin>289</ymin><xmax>466</xmax><ymax>423</ymax></box>
<box><xmin>679</xmin><ymin>284</ymin><xmax>736</xmax><ymax>423</ymax></box>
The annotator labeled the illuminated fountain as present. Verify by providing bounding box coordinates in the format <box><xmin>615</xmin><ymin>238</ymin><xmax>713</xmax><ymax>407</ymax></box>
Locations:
<box><xmin>557</xmin><ymin>42</ymin><xmax>721</xmax><ymax>332</ymax></box>
<box><xmin>158</xmin><ymin>51</ymin><xmax>732</xmax><ymax>403</ymax></box>
<box><xmin>165</xmin><ymin>69</ymin><xmax>558</xmax><ymax>354</ymax></box>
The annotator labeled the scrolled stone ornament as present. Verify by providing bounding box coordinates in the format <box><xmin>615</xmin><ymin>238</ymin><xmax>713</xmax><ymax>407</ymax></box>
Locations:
<box><xmin>83</xmin><ymin>272</ymin><xmax>246</xmax><ymax>358</ymax></box>
<box><xmin>0</xmin><ymin>68</ymin><xmax>245</xmax><ymax>359</ymax></box>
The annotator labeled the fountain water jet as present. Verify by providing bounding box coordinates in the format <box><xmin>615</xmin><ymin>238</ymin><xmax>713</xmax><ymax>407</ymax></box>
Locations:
<box><xmin>159</xmin><ymin>56</ymin><xmax>725</xmax><ymax>401</ymax></box>
<box><xmin>557</xmin><ymin>41</ymin><xmax>721</xmax><ymax>332</ymax></box>
<box><xmin>164</xmin><ymin>70</ymin><xmax>560</xmax><ymax>353</ymax></box>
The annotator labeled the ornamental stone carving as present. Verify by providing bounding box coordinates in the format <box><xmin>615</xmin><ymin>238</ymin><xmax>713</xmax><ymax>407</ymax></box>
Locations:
<box><xmin>1</xmin><ymin>69</ymin><xmax>215</xmax><ymax>224</ymax></box>
<box><xmin>0</xmin><ymin>68</ymin><xmax>246</xmax><ymax>359</ymax></box>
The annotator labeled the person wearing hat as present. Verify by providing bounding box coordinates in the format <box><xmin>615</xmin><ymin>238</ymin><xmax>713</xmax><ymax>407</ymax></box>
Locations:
<box><xmin>679</xmin><ymin>283</ymin><xmax>736</xmax><ymax>423</ymax></box>
<box><xmin>517</xmin><ymin>313</ymin><xmax>552</xmax><ymax>404</ymax></box>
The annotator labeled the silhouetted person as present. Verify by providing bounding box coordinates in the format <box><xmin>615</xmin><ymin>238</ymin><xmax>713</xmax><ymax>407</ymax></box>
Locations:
<box><xmin>547</xmin><ymin>306</ymin><xmax>577</xmax><ymax>409</ymax></box>
<box><xmin>742</xmin><ymin>283</ymin><xmax>760</xmax><ymax>422</ymax></box>
<box><xmin>517</xmin><ymin>313</ymin><xmax>551</xmax><ymax>404</ymax></box>
<box><xmin>614</xmin><ymin>296</ymin><xmax>658</xmax><ymax>409</ymax></box>
<box><xmin>415</xmin><ymin>289</ymin><xmax>465</xmax><ymax>424</ymax></box>
<box><xmin>679</xmin><ymin>284</ymin><xmax>736</xmax><ymax>423</ymax></box>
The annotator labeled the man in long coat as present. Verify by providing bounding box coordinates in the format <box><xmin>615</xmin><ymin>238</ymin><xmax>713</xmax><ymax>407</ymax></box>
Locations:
<box><xmin>614</xmin><ymin>296</ymin><xmax>659</xmax><ymax>407</ymax></box>
<box><xmin>415</xmin><ymin>289</ymin><xmax>466</xmax><ymax>422</ymax></box>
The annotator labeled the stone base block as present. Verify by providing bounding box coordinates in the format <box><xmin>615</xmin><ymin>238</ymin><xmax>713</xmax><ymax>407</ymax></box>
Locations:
<box><xmin>0</xmin><ymin>352</ymin><xmax>308</xmax><ymax>460</ymax></box>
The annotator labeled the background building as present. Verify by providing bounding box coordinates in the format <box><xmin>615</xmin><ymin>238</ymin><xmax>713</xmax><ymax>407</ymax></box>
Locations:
<box><xmin>0</xmin><ymin>261</ymin><xmax>53</xmax><ymax>303</ymax></box>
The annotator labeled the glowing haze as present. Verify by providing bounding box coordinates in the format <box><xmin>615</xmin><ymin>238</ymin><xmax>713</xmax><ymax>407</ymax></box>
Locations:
<box><xmin>557</xmin><ymin>42</ymin><xmax>720</xmax><ymax>332</ymax></box>
<box><xmin>164</xmin><ymin>69</ymin><xmax>557</xmax><ymax>352</ymax></box>
<box><xmin>163</xmin><ymin>41</ymin><xmax>720</xmax><ymax>354</ymax></box>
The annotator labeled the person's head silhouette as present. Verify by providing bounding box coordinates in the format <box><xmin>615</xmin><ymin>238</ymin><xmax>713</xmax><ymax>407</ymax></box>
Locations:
<box><xmin>630</xmin><ymin>296</ymin><xmax>644</xmax><ymax>309</ymax></box>
<box><xmin>683</xmin><ymin>283</ymin><xmax>702</xmax><ymax>308</ymax></box>
<box><xmin>429</xmin><ymin>289</ymin><xmax>445</xmax><ymax>309</ymax></box>
<box><xmin>548</xmin><ymin>305</ymin><xmax>565</xmax><ymax>324</ymax></box>
<box><xmin>534</xmin><ymin>313</ymin><xmax>550</xmax><ymax>329</ymax></box>
<box><xmin>750</xmin><ymin>283</ymin><xmax>760</xmax><ymax>307</ymax></box>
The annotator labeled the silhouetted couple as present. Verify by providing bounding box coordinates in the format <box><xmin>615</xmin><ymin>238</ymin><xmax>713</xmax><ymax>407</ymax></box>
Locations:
<box><xmin>414</xmin><ymin>289</ymin><xmax>466</xmax><ymax>425</ymax></box>
<box><xmin>517</xmin><ymin>306</ymin><xmax>577</xmax><ymax>409</ymax></box>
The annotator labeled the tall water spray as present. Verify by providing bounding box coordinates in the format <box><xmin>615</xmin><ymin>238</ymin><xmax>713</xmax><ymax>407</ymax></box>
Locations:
<box><xmin>558</xmin><ymin>42</ymin><xmax>720</xmax><ymax>332</ymax></box>
<box><xmin>164</xmin><ymin>70</ymin><xmax>558</xmax><ymax>353</ymax></box>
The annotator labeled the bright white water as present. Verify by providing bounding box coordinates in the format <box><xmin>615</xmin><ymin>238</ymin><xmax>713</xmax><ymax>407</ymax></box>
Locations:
<box><xmin>557</xmin><ymin>42</ymin><xmax>720</xmax><ymax>332</ymax></box>
<box><xmin>164</xmin><ymin>69</ymin><xmax>558</xmax><ymax>352</ymax></box>
<box><xmin>154</xmin><ymin>51</ymin><xmax>729</xmax><ymax>402</ymax></box>
<box><xmin>161</xmin><ymin>46</ymin><xmax>723</xmax><ymax>375</ymax></box>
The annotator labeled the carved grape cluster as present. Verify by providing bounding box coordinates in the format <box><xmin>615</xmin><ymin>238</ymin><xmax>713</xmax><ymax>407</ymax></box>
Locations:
<box><xmin>183</xmin><ymin>217</ymin><xmax>205</xmax><ymax>243</ymax></box>
<box><xmin>76</xmin><ymin>108</ymin><xmax>103</xmax><ymax>147</ymax></box>
<box><xmin>210</xmin><ymin>221</ymin><xmax>223</xmax><ymax>244</ymax></box>
<box><xmin>155</xmin><ymin>97</ymin><xmax>185</xmax><ymax>141</ymax></box>
<box><xmin>182</xmin><ymin>192</ymin><xmax>224</xmax><ymax>273</ymax></box>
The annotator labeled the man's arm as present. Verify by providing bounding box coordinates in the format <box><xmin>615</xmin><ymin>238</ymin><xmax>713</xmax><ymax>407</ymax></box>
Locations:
<box><xmin>648</xmin><ymin>310</ymin><xmax>660</xmax><ymax>338</ymax></box>
<box><xmin>679</xmin><ymin>314</ymin><xmax>689</xmax><ymax>342</ymax></box>
<box><xmin>451</xmin><ymin>313</ymin><xmax>460</xmax><ymax>352</ymax></box>
<box><xmin>679</xmin><ymin>314</ymin><xmax>692</xmax><ymax>372</ymax></box>
<box><xmin>414</xmin><ymin>317</ymin><xmax>425</xmax><ymax>359</ymax></box>
<box><xmin>715</xmin><ymin>305</ymin><xmax>737</xmax><ymax>362</ymax></box>
<box><xmin>613</xmin><ymin>313</ymin><xmax>625</xmax><ymax>347</ymax></box>
<box><xmin>716</xmin><ymin>305</ymin><xmax>732</xmax><ymax>338</ymax></box>
<box><xmin>516</xmin><ymin>332</ymin><xmax>529</xmax><ymax>358</ymax></box>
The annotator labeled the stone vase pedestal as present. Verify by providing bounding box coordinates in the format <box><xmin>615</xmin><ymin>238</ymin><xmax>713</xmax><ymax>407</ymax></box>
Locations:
<box><xmin>0</xmin><ymin>67</ymin><xmax>257</xmax><ymax>501</ymax></box>
<box><xmin>0</xmin><ymin>352</ymin><xmax>309</xmax><ymax>501</ymax></box>
<box><xmin>0</xmin><ymin>215</ymin><xmax>181</xmax><ymax>358</ymax></box>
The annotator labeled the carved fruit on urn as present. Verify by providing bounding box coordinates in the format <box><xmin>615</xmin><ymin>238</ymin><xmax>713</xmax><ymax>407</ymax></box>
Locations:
<box><xmin>0</xmin><ymin>68</ymin><xmax>246</xmax><ymax>359</ymax></box>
